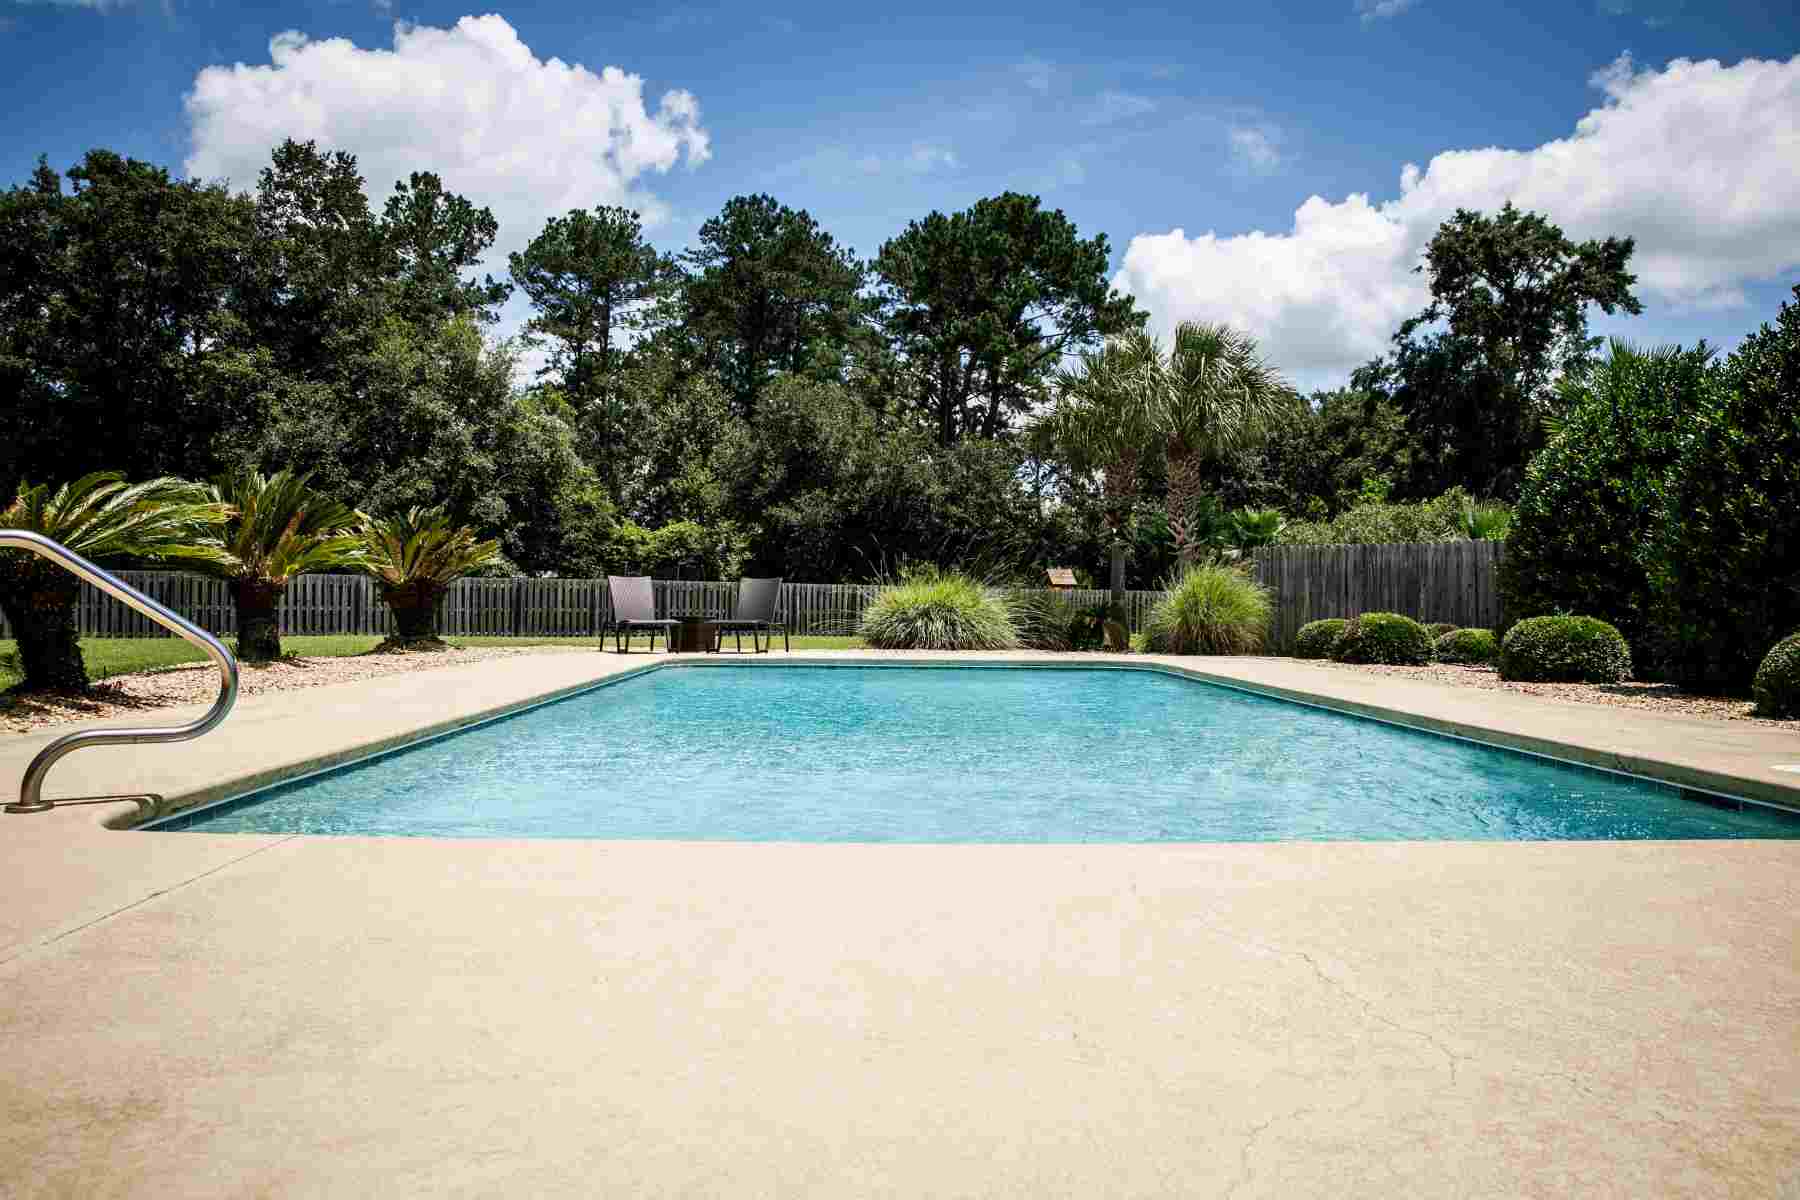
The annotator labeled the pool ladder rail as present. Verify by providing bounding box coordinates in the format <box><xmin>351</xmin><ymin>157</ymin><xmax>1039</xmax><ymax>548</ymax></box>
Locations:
<box><xmin>0</xmin><ymin>530</ymin><xmax>239</xmax><ymax>814</ymax></box>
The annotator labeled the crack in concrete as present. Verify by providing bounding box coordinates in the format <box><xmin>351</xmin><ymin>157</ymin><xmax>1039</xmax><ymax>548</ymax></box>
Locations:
<box><xmin>1190</xmin><ymin>917</ymin><xmax>1469</xmax><ymax>1089</ymax></box>
<box><xmin>1223</xmin><ymin>1103</ymin><xmax>1316</xmax><ymax>1200</ymax></box>
<box><xmin>0</xmin><ymin>833</ymin><xmax>303</xmax><ymax>968</ymax></box>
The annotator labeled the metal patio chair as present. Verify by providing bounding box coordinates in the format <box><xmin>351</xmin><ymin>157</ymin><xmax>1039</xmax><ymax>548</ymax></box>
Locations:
<box><xmin>713</xmin><ymin>577</ymin><xmax>789</xmax><ymax>653</ymax></box>
<box><xmin>606</xmin><ymin>575</ymin><xmax>679</xmax><ymax>653</ymax></box>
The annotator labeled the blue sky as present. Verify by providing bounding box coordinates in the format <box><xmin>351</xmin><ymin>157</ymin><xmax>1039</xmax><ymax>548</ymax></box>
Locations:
<box><xmin>3</xmin><ymin>0</ymin><xmax>1797</xmax><ymax>387</ymax></box>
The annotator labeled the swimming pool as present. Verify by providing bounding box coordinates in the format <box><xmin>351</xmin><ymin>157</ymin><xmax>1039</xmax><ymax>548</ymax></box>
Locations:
<box><xmin>152</xmin><ymin>664</ymin><xmax>1800</xmax><ymax>841</ymax></box>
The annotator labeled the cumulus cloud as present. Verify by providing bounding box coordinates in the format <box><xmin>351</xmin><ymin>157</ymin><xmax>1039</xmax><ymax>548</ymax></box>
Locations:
<box><xmin>1355</xmin><ymin>0</ymin><xmax>1420</xmax><ymax>23</ymax></box>
<box><xmin>183</xmin><ymin>15</ymin><xmax>709</xmax><ymax>263</ymax></box>
<box><xmin>1113</xmin><ymin>54</ymin><xmax>1800</xmax><ymax>387</ymax></box>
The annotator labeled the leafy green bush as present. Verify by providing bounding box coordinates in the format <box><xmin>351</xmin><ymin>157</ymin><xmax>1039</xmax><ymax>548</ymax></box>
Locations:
<box><xmin>1499</xmin><ymin>341</ymin><xmax>1711</xmax><ymax>670</ymax></box>
<box><xmin>1752</xmin><ymin>632</ymin><xmax>1800</xmax><ymax>718</ymax></box>
<box><xmin>1139</xmin><ymin>563</ymin><xmax>1271</xmax><ymax>655</ymax></box>
<box><xmin>602</xmin><ymin>519</ymin><xmax>748</xmax><ymax>580</ymax></box>
<box><xmin>1330</xmin><ymin>612</ymin><xmax>1434</xmax><ymax>665</ymax></box>
<box><xmin>1294</xmin><ymin>618</ymin><xmax>1348</xmax><ymax>660</ymax></box>
<box><xmin>859</xmin><ymin>567</ymin><xmax>1019</xmax><ymax>650</ymax></box>
<box><xmin>1426</xmin><ymin>621</ymin><xmax>1458</xmax><ymax>637</ymax></box>
<box><xmin>1498</xmin><ymin>616</ymin><xmax>1631</xmax><ymax>683</ymax></box>
<box><xmin>1652</xmin><ymin>288</ymin><xmax>1800</xmax><ymax>692</ymax></box>
<box><xmin>1278</xmin><ymin>487</ymin><xmax>1509</xmax><ymax>545</ymax></box>
<box><xmin>1435</xmin><ymin>627</ymin><xmax>1498</xmax><ymax>664</ymax></box>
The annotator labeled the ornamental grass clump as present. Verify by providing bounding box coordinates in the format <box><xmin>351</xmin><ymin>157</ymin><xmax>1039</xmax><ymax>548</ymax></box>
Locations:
<box><xmin>1138</xmin><ymin>563</ymin><xmax>1271</xmax><ymax>655</ymax></box>
<box><xmin>1293</xmin><ymin>618</ymin><xmax>1348</xmax><ymax>660</ymax></box>
<box><xmin>1331</xmin><ymin>612</ymin><xmax>1434</xmax><ymax>665</ymax></box>
<box><xmin>1498</xmin><ymin>615</ymin><xmax>1632</xmax><ymax>684</ymax></box>
<box><xmin>1751</xmin><ymin>631</ymin><xmax>1800</xmax><ymax>718</ymax></box>
<box><xmin>859</xmin><ymin>567</ymin><xmax>1019</xmax><ymax>650</ymax></box>
<box><xmin>1435</xmin><ymin>627</ymin><xmax>1499</xmax><ymax>664</ymax></box>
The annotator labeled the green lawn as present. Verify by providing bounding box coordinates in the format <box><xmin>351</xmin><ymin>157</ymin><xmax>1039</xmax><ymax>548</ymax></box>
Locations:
<box><xmin>0</xmin><ymin>633</ymin><xmax>862</xmax><ymax>690</ymax></box>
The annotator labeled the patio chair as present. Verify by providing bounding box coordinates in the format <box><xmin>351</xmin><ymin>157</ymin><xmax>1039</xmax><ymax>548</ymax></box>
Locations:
<box><xmin>714</xmin><ymin>577</ymin><xmax>789</xmax><ymax>653</ymax></box>
<box><xmin>607</xmin><ymin>575</ymin><xmax>679</xmax><ymax>653</ymax></box>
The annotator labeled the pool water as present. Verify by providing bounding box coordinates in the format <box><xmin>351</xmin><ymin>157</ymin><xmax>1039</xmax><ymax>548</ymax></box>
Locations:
<box><xmin>155</xmin><ymin>665</ymin><xmax>1800</xmax><ymax>842</ymax></box>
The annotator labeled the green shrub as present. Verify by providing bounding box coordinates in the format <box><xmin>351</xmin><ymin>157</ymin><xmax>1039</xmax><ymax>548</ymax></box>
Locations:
<box><xmin>859</xmin><ymin>567</ymin><xmax>1019</xmax><ymax>650</ymax></box>
<box><xmin>1498</xmin><ymin>616</ymin><xmax>1631</xmax><ymax>683</ymax></box>
<box><xmin>1277</xmin><ymin>487</ymin><xmax>1509</xmax><ymax>546</ymax></box>
<box><xmin>1426</xmin><ymin>621</ymin><xmax>1458</xmax><ymax>638</ymax></box>
<box><xmin>1652</xmin><ymin>287</ymin><xmax>1800</xmax><ymax>692</ymax></box>
<box><xmin>1435</xmin><ymin>627</ymin><xmax>1498</xmax><ymax>664</ymax></box>
<box><xmin>1499</xmin><ymin>341</ymin><xmax>1711</xmax><ymax>671</ymax></box>
<box><xmin>601</xmin><ymin>519</ymin><xmax>748</xmax><ymax>580</ymax></box>
<box><xmin>1752</xmin><ymin>631</ymin><xmax>1800</xmax><ymax>718</ymax></box>
<box><xmin>1330</xmin><ymin>612</ymin><xmax>1434</xmax><ymax>665</ymax></box>
<box><xmin>1139</xmin><ymin>563</ymin><xmax>1271</xmax><ymax>655</ymax></box>
<box><xmin>1294</xmin><ymin>618</ymin><xmax>1348</xmax><ymax>660</ymax></box>
<box><xmin>1012</xmin><ymin>592</ymin><xmax>1106</xmax><ymax>651</ymax></box>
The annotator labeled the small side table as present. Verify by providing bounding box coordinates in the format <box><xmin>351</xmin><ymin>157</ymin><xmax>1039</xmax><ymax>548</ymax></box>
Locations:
<box><xmin>671</xmin><ymin>617</ymin><xmax>720</xmax><ymax>653</ymax></box>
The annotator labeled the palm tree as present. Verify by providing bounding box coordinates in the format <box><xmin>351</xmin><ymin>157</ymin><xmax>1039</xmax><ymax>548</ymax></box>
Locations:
<box><xmin>193</xmin><ymin>470</ymin><xmax>364</xmax><ymax>664</ymax></box>
<box><xmin>354</xmin><ymin>506</ymin><xmax>502</xmax><ymax>649</ymax></box>
<box><xmin>1036</xmin><ymin>331</ymin><xmax>1157</xmax><ymax>605</ymax></box>
<box><xmin>1143</xmin><ymin>322</ymin><xmax>1296</xmax><ymax>564</ymax></box>
<box><xmin>0</xmin><ymin>473</ymin><xmax>229</xmax><ymax>692</ymax></box>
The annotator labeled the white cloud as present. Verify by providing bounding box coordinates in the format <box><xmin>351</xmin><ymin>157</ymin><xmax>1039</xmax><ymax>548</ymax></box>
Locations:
<box><xmin>1113</xmin><ymin>54</ymin><xmax>1800</xmax><ymax>388</ymax></box>
<box><xmin>1356</xmin><ymin>0</ymin><xmax>1420</xmax><ymax>23</ymax></box>
<box><xmin>1228</xmin><ymin>127</ymin><xmax>1282</xmax><ymax>175</ymax></box>
<box><xmin>1083</xmin><ymin>89</ymin><xmax>1157</xmax><ymax>126</ymax></box>
<box><xmin>183</xmin><ymin>15</ymin><xmax>709</xmax><ymax>265</ymax></box>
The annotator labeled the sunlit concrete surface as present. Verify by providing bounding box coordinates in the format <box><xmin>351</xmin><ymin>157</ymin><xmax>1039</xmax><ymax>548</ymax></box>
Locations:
<box><xmin>2</xmin><ymin>650</ymin><xmax>1797</xmax><ymax>1197</ymax></box>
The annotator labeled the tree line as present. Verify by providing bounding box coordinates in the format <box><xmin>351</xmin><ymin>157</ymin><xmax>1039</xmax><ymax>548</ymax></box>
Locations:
<box><xmin>0</xmin><ymin>140</ymin><xmax>1652</xmax><ymax>592</ymax></box>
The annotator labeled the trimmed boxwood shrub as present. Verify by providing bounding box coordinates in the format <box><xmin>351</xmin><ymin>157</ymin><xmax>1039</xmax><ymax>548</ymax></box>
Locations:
<box><xmin>1435</xmin><ymin>627</ymin><xmax>1498</xmax><ymax>664</ymax></box>
<box><xmin>1752</xmin><ymin>631</ymin><xmax>1800</xmax><ymax>718</ymax></box>
<box><xmin>1331</xmin><ymin>612</ymin><xmax>1433</xmax><ymax>665</ymax></box>
<box><xmin>1426</xmin><ymin>622</ymin><xmax>1458</xmax><ymax>638</ymax></box>
<box><xmin>1498</xmin><ymin>616</ymin><xmax>1631</xmax><ymax>683</ymax></box>
<box><xmin>1294</xmin><ymin>618</ymin><xmax>1348</xmax><ymax>660</ymax></box>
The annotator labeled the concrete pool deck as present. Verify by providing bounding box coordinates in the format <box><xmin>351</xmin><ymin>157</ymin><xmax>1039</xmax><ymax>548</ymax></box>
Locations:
<box><xmin>2</xmin><ymin>650</ymin><xmax>1798</xmax><ymax>1197</ymax></box>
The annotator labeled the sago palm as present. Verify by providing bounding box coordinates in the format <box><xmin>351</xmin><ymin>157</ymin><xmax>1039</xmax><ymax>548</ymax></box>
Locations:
<box><xmin>1143</xmin><ymin>322</ymin><xmax>1295</xmax><ymax>564</ymax></box>
<box><xmin>0</xmin><ymin>473</ymin><xmax>229</xmax><ymax>692</ymax></box>
<box><xmin>195</xmin><ymin>469</ymin><xmax>364</xmax><ymax>663</ymax></box>
<box><xmin>355</xmin><ymin>506</ymin><xmax>501</xmax><ymax>649</ymax></box>
<box><xmin>1036</xmin><ymin>331</ymin><xmax>1157</xmax><ymax>603</ymax></box>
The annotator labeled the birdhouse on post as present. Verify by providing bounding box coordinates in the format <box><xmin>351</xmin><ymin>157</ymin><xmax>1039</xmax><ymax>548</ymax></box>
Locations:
<box><xmin>1045</xmin><ymin>567</ymin><xmax>1077</xmax><ymax>592</ymax></box>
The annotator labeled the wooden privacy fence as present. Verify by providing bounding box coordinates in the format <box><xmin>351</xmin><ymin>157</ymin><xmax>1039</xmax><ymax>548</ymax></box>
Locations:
<box><xmin>0</xmin><ymin>548</ymin><xmax>1498</xmax><ymax>649</ymax></box>
<box><xmin>1250</xmin><ymin>541</ymin><xmax>1504</xmax><ymax>652</ymax></box>
<box><xmin>0</xmin><ymin>574</ymin><xmax>1167</xmax><ymax>641</ymax></box>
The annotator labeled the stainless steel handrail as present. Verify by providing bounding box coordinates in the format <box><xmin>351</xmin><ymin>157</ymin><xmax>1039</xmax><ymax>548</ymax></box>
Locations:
<box><xmin>1</xmin><ymin>530</ymin><xmax>238</xmax><ymax>814</ymax></box>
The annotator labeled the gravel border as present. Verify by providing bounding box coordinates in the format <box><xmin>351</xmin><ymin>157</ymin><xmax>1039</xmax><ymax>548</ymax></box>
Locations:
<box><xmin>0</xmin><ymin>645</ymin><xmax>576</xmax><ymax>736</ymax></box>
<box><xmin>1298</xmin><ymin>659</ymin><xmax>1798</xmax><ymax>729</ymax></box>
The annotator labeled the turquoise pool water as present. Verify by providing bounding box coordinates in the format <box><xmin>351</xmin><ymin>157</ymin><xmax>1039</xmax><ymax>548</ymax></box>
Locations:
<box><xmin>154</xmin><ymin>665</ymin><xmax>1800</xmax><ymax>841</ymax></box>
